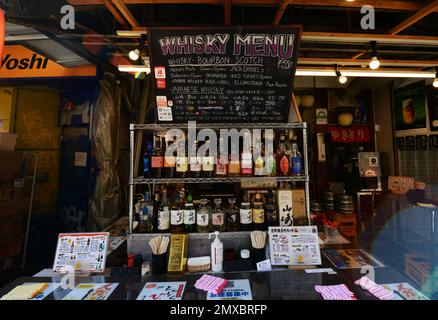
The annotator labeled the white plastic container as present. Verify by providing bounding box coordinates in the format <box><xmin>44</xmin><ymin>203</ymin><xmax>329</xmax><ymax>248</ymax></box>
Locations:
<box><xmin>209</xmin><ymin>231</ymin><xmax>223</xmax><ymax>272</ymax></box>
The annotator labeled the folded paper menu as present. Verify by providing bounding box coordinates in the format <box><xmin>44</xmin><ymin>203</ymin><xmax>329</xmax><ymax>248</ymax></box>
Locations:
<box><xmin>1</xmin><ymin>283</ymin><xmax>49</xmax><ymax>300</ymax></box>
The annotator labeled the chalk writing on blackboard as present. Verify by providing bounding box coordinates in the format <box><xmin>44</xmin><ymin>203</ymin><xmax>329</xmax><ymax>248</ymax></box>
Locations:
<box><xmin>148</xmin><ymin>26</ymin><xmax>302</xmax><ymax>123</ymax></box>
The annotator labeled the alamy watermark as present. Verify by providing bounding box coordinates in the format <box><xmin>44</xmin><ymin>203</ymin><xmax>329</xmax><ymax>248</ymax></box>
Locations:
<box><xmin>163</xmin><ymin>121</ymin><xmax>276</xmax><ymax>172</ymax></box>
<box><xmin>60</xmin><ymin>5</ymin><xmax>75</xmax><ymax>30</ymax></box>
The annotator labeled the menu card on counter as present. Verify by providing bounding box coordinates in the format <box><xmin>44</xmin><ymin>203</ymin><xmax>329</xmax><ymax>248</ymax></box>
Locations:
<box><xmin>148</xmin><ymin>26</ymin><xmax>302</xmax><ymax>123</ymax></box>
<box><xmin>52</xmin><ymin>232</ymin><xmax>109</xmax><ymax>273</ymax></box>
<box><xmin>63</xmin><ymin>283</ymin><xmax>118</xmax><ymax>300</ymax></box>
<box><xmin>268</xmin><ymin>226</ymin><xmax>321</xmax><ymax>266</ymax></box>
<box><xmin>137</xmin><ymin>282</ymin><xmax>186</xmax><ymax>300</ymax></box>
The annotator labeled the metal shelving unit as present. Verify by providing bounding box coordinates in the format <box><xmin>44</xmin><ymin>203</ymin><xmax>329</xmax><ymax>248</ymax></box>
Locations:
<box><xmin>129</xmin><ymin>122</ymin><xmax>311</xmax><ymax>233</ymax></box>
<box><xmin>133</xmin><ymin>175</ymin><xmax>308</xmax><ymax>184</ymax></box>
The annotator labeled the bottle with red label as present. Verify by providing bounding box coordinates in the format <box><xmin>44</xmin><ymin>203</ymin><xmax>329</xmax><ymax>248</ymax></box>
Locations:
<box><xmin>276</xmin><ymin>133</ymin><xmax>290</xmax><ymax>176</ymax></box>
<box><xmin>150</xmin><ymin>134</ymin><xmax>164</xmax><ymax>178</ymax></box>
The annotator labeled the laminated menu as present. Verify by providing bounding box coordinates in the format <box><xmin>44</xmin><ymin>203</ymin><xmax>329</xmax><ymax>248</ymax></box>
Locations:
<box><xmin>52</xmin><ymin>232</ymin><xmax>109</xmax><ymax>273</ymax></box>
<box><xmin>63</xmin><ymin>283</ymin><xmax>118</xmax><ymax>300</ymax></box>
<box><xmin>268</xmin><ymin>226</ymin><xmax>321</xmax><ymax>266</ymax></box>
<box><xmin>0</xmin><ymin>283</ymin><xmax>49</xmax><ymax>300</ymax></box>
<box><xmin>137</xmin><ymin>282</ymin><xmax>186</xmax><ymax>300</ymax></box>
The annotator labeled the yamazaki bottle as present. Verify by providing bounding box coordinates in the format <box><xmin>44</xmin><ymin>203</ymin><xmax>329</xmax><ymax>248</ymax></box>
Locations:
<box><xmin>252</xmin><ymin>192</ymin><xmax>266</xmax><ymax>231</ymax></box>
<box><xmin>239</xmin><ymin>194</ymin><xmax>253</xmax><ymax>231</ymax></box>
<box><xmin>150</xmin><ymin>135</ymin><xmax>164</xmax><ymax>178</ymax></box>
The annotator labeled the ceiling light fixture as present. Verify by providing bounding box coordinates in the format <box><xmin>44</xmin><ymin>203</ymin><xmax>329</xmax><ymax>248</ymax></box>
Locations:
<box><xmin>335</xmin><ymin>64</ymin><xmax>348</xmax><ymax>84</ymax></box>
<box><xmin>369</xmin><ymin>41</ymin><xmax>380</xmax><ymax>70</ymax></box>
<box><xmin>116</xmin><ymin>29</ymin><xmax>148</xmax><ymax>38</ymax></box>
<box><xmin>118</xmin><ymin>65</ymin><xmax>151</xmax><ymax>74</ymax></box>
<box><xmin>128</xmin><ymin>35</ymin><xmax>146</xmax><ymax>61</ymax></box>
<box><xmin>129</xmin><ymin>49</ymin><xmax>140</xmax><ymax>61</ymax></box>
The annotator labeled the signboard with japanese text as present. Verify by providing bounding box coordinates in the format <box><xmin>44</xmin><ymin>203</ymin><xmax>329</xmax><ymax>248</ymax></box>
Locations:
<box><xmin>52</xmin><ymin>232</ymin><xmax>109</xmax><ymax>273</ymax></box>
<box><xmin>268</xmin><ymin>226</ymin><xmax>321</xmax><ymax>266</ymax></box>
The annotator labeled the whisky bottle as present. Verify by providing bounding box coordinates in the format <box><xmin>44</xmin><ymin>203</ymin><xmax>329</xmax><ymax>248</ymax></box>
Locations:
<box><xmin>197</xmin><ymin>199</ymin><xmax>211</xmax><ymax>233</ymax></box>
<box><xmin>150</xmin><ymin>135</ymin><xmax>164</xmax><ymax>178</ymax></box>
<box><xmin>212</xmin><ymin>198</ymin><xmax>226</xmax><ymax>232</ymax></box>
<box><xmin>252</xmin><ymin>192</ymin><xmax>266</xmax><ymax>231</ymax></box>
<box><xmin>184</xmin><ymin>192</ymin><xmax>196</xmax><ymax>232</ymax></box>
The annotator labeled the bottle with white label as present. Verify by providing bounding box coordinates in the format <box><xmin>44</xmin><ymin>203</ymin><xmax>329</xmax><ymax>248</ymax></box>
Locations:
<box><xmin>184</xmin><ymin>192</ymin><xmax>196</xmax><ymax>232</ymax></box>
<box><xmin>189</xmin><ymin>140</ymin><xmax>202</xmax><ymax>178</ymax></box>
<box><xmin>157</xmin><ymin>191</ymin><xmax>170</xmax><ymax>232</ymax></box>
<box><xmin>170</xmin><ymin>194</ymin><xmax>184</xmax><ymax>233</ymax></box>
<box><xmin>212</xmin><ymin>198</ymin><xmax>226</xmax><ymax>232</ymax></box>
<box><xmin>209</xmin><ymin>231</ymin><xmax>223</xmax><ymax>273</ymax></box>
<box><xmin>175</xmin><ymin>134</ymin><xmax>188</xmax><ymax>178</ymax></box>
<box><xmin>197</xmin><ymin>198</ymin><xmax>211</xmax><ymax>233</ymax></box>
<box><xmin>240</xmin><ymin>194</ymin><xmax>253</xmax><ymax>231</ymax></box>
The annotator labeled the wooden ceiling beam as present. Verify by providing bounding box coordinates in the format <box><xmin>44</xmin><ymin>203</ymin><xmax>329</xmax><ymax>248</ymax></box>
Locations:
<box><xmin>272</xmin><ymin>0</ymin><xmax>290</xmax><ymax>26</ymax></box>
<box><xmin>102</xmin><ymin>0</ymin><xmax>128</xmax><ymax>27</ymax></box>
<box><xmin>388</xmin><ymin>0</ymin><xmax>438</xmax><ymax>35</ymax></box>
<box><xmin>67</xmin><ymin>0</ymin><xmax>436</xmax><ymax>12</ymax></box>
<box><xmin>224</xmin><ymin>0</ymin><xmax>232</xmax><ymax>26</ymax></box>
<box><xmin>111</xmin><ymin>0</ymin><xmax>140</xmax><ymax>28</ymax></box>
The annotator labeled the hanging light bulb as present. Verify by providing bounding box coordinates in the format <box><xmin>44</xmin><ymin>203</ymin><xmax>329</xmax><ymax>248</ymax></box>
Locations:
<box><xmin>128</xmin><ymin>35</ymin><xmax>147</xmax><ymax>61</ymax></box>
<box><xmin>369</xmin><ymin>56</ymin><xmax>380</xmax><ymax>70</ymax></box>
<box><xmin>129</xmin><ymin>48</ymin><xmax>140</xmax><ymax>61</ymax></box>
<box><xmin>338</xmin><ymin>75</ymin><xmax>348</xmax><ymax>84</ymax></box>
<box><xmin>335</xmin><ymin>64</ymin><xmax>347</xmax><ymax>84</ymax></box>
<box><xmin>434</xmin><ymin>68</ymin><xmax>438</xmax><ymax>88</ymax></box>
<box><xmin>369</xmin><ymin>41</ymin><xmax>380</xmax><ymax>70</ymax></box>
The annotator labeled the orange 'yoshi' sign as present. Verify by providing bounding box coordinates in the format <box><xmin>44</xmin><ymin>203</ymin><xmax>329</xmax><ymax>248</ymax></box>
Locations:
<box><xmin>0</xmin><ymin>45</ymin><xmax>97</xmax><ymax>78</ymax></box>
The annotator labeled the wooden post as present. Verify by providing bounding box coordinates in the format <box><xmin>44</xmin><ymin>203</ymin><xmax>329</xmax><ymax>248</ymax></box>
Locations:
<box><xmin>291</xmin><ymin>92</ymin><xmax>303</xmax><ymax>123</ymax></box>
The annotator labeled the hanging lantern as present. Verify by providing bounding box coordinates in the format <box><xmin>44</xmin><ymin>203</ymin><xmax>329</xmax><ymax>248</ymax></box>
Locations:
<box><xmin>337</xmin><ymin>112</ymin><xmax>354</xmax><ymax>126</ymax></box>
<box><xmin>301</xmin><ymin>94</ymin><xmax>315</xmax><ymax>108</ymax></box>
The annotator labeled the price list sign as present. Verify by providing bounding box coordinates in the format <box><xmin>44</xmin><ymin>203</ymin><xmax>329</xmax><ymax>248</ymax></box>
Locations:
<box><xmin>148</xmin><ymin>26</ymin><xmax>302</xmax><ymax>123</ymax></box>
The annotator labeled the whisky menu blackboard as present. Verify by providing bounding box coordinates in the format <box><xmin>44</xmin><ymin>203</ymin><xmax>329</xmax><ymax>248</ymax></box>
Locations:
<box><xmin>148</xmin><ymin>26</ymin><xmax>302</xmax><ymax>123</ymax></box>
